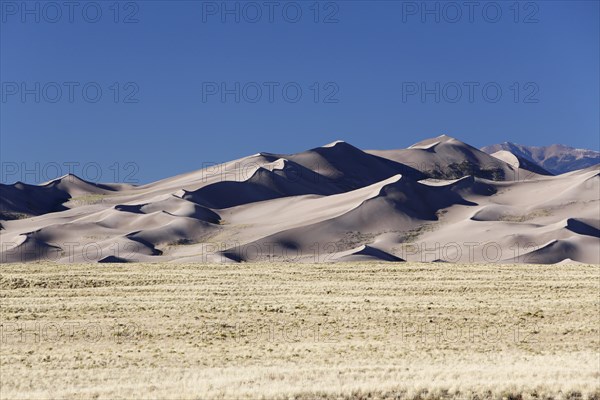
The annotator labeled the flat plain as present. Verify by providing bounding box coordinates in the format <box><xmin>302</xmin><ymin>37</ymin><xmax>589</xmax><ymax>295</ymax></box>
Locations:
<box><xmin>1</xmin><ymin>262</ymin><xmax>599</xmax><ymax>399</ymax></box>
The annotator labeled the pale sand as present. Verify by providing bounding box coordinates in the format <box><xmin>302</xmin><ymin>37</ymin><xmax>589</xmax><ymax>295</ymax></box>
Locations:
<box><xmin>1</xmin><ymin>135</ymin><xmax>598</xmax><ymax>264</ymax></box>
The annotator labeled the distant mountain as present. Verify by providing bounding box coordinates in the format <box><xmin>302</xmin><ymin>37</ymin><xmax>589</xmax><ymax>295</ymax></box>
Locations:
<box><xmin>481</xmin><ymin>142</ymin><xmax>599</xmax><ymax>175</ymax></box>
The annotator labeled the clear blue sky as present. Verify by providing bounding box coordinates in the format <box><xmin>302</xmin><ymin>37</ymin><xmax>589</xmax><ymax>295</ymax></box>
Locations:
<box><xmin>1</xmin><ymin>0</ymin><xmax>598</xmax><ymax>184</ymax></box>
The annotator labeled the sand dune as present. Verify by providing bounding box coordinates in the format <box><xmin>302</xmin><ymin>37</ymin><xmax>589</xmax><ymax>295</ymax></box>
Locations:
<box><xmin>489</xmin><ymin>150</ymin><xmax>552</xmax><ymax>176</ymax></box>
<box><xmin>0</xmin><ymin>174</ymin><xmax>127</xmax><ymax>220</ymax></box>
<box><xmin>331</xmin><ymin>244</ymin><xmax>404</xmax><ymax>262</ymax></box>
<box><xmin>1</xmin><ymin>135</ymin><xmax>598</xmax><ymax>264</ymax></box>
<box><xmin>367</xmin><ymin>135</ymin><xmax>546</xmax><ymax>181</ymax></box>
<box><xmin>115</xmin><ymin>196</ymin><xmax>221</xmax><ymax>223</ymax></box>
<box><xmin>181</xmin><ymin>159</ymin><xmax>340</xmax><ymax>209</ymax></box>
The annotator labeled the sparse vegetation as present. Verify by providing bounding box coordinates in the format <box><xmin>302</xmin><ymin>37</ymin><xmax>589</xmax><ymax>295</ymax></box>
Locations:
<box><xmin>67</xmin><ymin>194</ymin><xmax>108</xmax><ymax>206</ymax></box>
<box><xmin>335</xmin><ymin>231</ymin><xmax>378</xmax><ymax>251</ymax></box>
<box><xmin>0</xmin><ymin>212</ymin><xmax>31</xmax><ymax>221</ymax></box>
<box><xmin>398</xmin><ymin>223</ymin><xmax>437</xmax><ymax>243</ymax></box>
<box><xmin>498</xmin><ymin>209</ymin><xmax>553</xmax><ymax>222</ymax></box>
<box><xmin>166</xmin><ymin>238</ymin><xmax>196</xmax><ymax>247</ymax></box>
<box><xmin>1</xmin><ymin>262</ymin><xmax>598</xmax><ymax>399</ymax></box>
<box><xmin>425</xmin><ymin>161</ymin><xmax>505</xmax><ymax>181</ymax></box>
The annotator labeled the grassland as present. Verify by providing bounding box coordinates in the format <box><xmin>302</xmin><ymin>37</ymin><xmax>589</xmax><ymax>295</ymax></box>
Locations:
<box><xmin>1</xmin><ymin>263</ymin><xmax>599</xmax><ymax>399</ymax></box>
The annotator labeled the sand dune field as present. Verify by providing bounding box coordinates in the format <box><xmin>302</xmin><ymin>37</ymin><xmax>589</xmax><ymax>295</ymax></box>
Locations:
<box><xmin>1</xmin><ymin>135</ymin><xmax>598</xmax><ymax>265</ymax></box>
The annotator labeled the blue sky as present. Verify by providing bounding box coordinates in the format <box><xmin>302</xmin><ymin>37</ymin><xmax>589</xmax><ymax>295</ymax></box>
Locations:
<box><xmin>1</xmin><ymin>0</ymin><xmax>598</xmax><ymax>184</ymax></box>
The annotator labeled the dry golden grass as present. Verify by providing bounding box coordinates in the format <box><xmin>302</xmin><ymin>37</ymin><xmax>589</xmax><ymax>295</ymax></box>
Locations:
<box><xmin>1</xmin><ymin>262</ymin><xmax>599</xmax><ymax>399</ymax></box>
